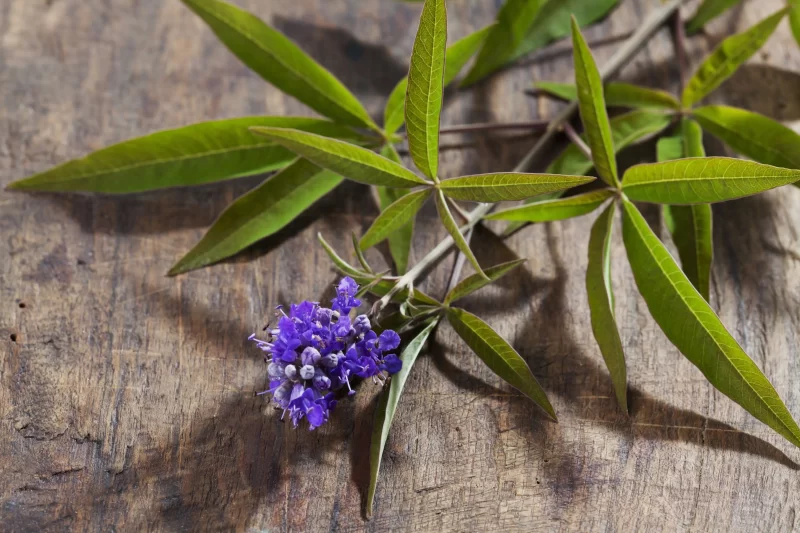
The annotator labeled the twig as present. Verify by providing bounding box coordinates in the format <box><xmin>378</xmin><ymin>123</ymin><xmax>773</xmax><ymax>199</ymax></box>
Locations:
<box><xmin>438</xmin><ymin>121</ymin><xmax>549</xmax><ymax>135</ymax></box>
<box><xmin>372</xmin><ymin>0</ymin><xmax>688</xmax><ymax>314</ymax></box>
<box><xmin>444</xmin><ymin>228</ymin><xmax>473</xmax><ymax>297</ymax></box>
<box><xmin>562</xmin><ymin>122</ymin><xmax>592</xmax><ymax>160</ymax></box>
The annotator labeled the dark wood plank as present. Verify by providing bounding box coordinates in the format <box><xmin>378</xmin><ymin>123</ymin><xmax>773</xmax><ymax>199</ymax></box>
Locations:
<box><xmin>1</xmin><ymin>0</ymin><xmax>799</xmax><ymax>531</ymax></box>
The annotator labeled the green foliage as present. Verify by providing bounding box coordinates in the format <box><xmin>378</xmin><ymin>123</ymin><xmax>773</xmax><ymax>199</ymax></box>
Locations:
<box><xmin>378</xmin><ymin>145</ymin><xmax>415</xmax><ymax>274</ymax></box>
<box><xmin>181</xmin><ymin>0</ymin><xmax>376</xmax><ymax>129</ymax></box>
<box><xmin>444</xmin><ymin>259</ymin><xmax>525</xmax><ymax>304</ymax></box>
<box><xmin>622</xmin><ymin>157</ymin><xmax>800</xmax><ymax>204</ymax></box>
<box><xmin>571</xmin><ymin>18</ymin><xmax>619</xmax><ymax>187</ymax></box>
<box><xmin>405</xmin><ymin>0</ymin><xmax>447</xmax><ymax>179</ymax></box>
<box><xmin>360</xmin><ymin>189</ymin><xmax>432</xmax><ymax>250</ymax></box>
<box><xmin>446</xmin><ymin>307</ymin><xmax>556</xmax><ymax>419</ymax></box>
<box><xmin>434</xmin><ymin>189</ymin><xmax>487</xmax><ymax>279</ymax></box>
<box><xmin>438</xmin><ymin>173</ymin><xmax>593</xmax><ymax>202</ymax></box>
<box><xmin>682</xmin><ymin>8</ymin><xmax>788</xmax><ymax>107</ymax></box>
<box><xmin>535</xmin><ymin>81</ymin><xmax>680</xmax><ymax>110</ymax></box>
<box><xmin>488</xmin><ymin>189</ymin><xmax>614</xmax><ymax>223</ymax></box>
<box><xmin>586</xmin><ymin>202</ymin><xmax>627</xmax><ymax>412</ymax></box>
<box><xmin>686</xmin><ymin>0</ymin><xmax>742</xmax><ymax>34</ymax></box>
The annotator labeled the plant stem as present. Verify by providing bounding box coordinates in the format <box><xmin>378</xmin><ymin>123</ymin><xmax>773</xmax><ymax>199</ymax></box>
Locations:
<box><xmin>373</xmin><ymin>0</ymin><xmax>687</xmax><ymax>314</ymax></box>
<box><xmin>562</xmin><ymin>122</ymin><xmax>593</xmax><ymax>160</ymax></box>
<box><xmin>438</xmin><ymin>121</ymin><xmax>550</xmax><ymax>135</ymax></box>
<box><xmin>444</xmin><ymin>228</ymin><xmax>472</xmax><ymax>297</ymax></box>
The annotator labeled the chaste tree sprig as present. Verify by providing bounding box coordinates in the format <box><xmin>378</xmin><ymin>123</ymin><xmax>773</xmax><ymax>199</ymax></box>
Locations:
<box><xmin>7</xmin><ymin>0</ymin><xmax>800</xmax><ymax>520</ymax></box>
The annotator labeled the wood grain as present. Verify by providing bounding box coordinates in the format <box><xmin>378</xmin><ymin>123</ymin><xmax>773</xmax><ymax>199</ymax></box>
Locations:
<box><xmin>2</xmin><ymin>0</ymin><xmax>800</xmax><ymax>531</ymax></box>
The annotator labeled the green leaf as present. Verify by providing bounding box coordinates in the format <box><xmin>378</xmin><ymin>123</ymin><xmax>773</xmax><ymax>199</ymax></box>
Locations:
<box><xmin>367</xmin><ymin>318</ymin><xmax>439</xmax><ymax>518</ymax></box>
<box><xmin>434</xmin><ymin>190</ymin><xmax>486</xmax><ymax>279</ymax></box>
<box><xmin>656</xmin><ymin>135</ymin><xmax>684</xmax><ymax>163</ymax></box>
<box><xmin>317</xmin><ymin>233</ymin><xmax>368</xmax><ymax>278</ymax></box>
<box><xmin>686</xmin><ymin>0</ymin><xmax>741</xmax><ymax>34</ymax></box>
<box><xmin>249</xmin><ymin>127</ymin><xmax>430</xmax><ymax>187</ymax></box>
<box><xmin>585</xmin><ymin>202</ymin><xmax>627</xmax><ymax>412</ymax></box>
<box><xmin>378</xmin><ymin>145</ymin><xmax>414</xmax><ymax>274</ymax></box>
<box><xmin>620</xmin><ymin>198</ymin><xmax>800</xmax><ymax>449</ymax></box>
<box><xmin>548</xmin><ymin>109</ymin><xmax>672</xmax><ymax>177</ymax></box>
<box><xmin>461</xmin><ymin>0</ymin><xmax>546</xmax><ymax>86</ymax></box>
<box><xmin>170</xmin><ymin>159</ymin><xmax>342</xmax><ymax>274</ymax></box>
<box><xmin>659</xmin><ymin>119</ymin><xmax>714</xmax><ymax>302</ymax></box>
<box><xmin>6</xmin><ymin>117</ymin><xmax>359</xmax><ymax>193</ymax></box>
<box><xmin>360</xmin><ymin>189</ymin><xmax>432</xmax><ymax>250</ymax></box>
<box><xmin>791</xmin><ymin>1</ymin><xmax>800</xmax><ymax>48</ymax></box>
<box><xmin>446</xmin><ymin>307</ymin><xmax>556</xmax><ymax>419</ymax></box>
<box><xmin>534</xmin><ymin>81</ymin><xmax>680</xmax><ymax>110</ymax></box>
<box><xmin>692</xmin><ymin>105</ymin><xmax>800</xmax><ymax>169</ymax></box>
<box><xmin>508</xmin><ymin>0</ymin><xmax>620</xmax><ymax>65</ymax></box>
<box><xmin>571</xmin><ymin>17</ymin><xmax>618</xmax><ymax>187</ymax></box>
<box><xmin>368</xmin><ymin>281</ymin><xmax>441</xmax><ymax>307</ymax></box>
<box><xmin>383</xmin><ymin>25</ymin><xmax>493</xmax><ymax>136</ymax></box>
<box><xmin>682</xmin><ymin>8</ymin><xmax>789</xmax><ymax>107</ymax></box>
<box><xmin>439</xmin><ymin>173</ymin><xmax>593</xmax><ymax>202</ymax></box>
<box><xmin>181</xmin><ymin>0</ymin><xmax>375</xmax><ymax>129</ymax></box>
<box><xmin>352</xmin><ymin>233</ymin><xmax>374</xmax><ymax>274</ymax></box>
<box><xmin>405</xmin><ymin>0</ymin><xmax>447</xmax><ymax>180</ymax></box>
<box><xmin>444</xmin><ymin>258</ymin><xmax>525</xmax><ymax>304</ymax></box>
<box><xmin>487</xmin><ymin>189</ymin><xmax>614</xmax><ymax>222</ymax></box>
<box><xmin>622</xmin><ymin>157</ymin><xmax>800</xmax><ymax>204</ymax></box>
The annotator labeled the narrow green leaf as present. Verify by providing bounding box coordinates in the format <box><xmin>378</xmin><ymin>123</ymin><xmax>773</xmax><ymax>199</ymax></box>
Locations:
<box><xmin>249</xmin><ymin>127</ymin><xmax>430</xmax><ymax>187</ymax></box>
<box><xmin>444</xmin><ymin>258</ymin><xmax>525</xmax><ymax>304</ymax></box>
<box><xmin>383</xmin><ymin>25</ymin><xmax>494</xmax><ymax>136</ymax></box>
<box><xmin>586</xmin><ymin>202</ymin><xmax>627</xmax><ymax>412</ymax></box>
<box><xmin>378</xmin><ymin>145</ymin><xmax>414</xmax><ymax>274</ymax></box>
<box><xmin>170</xmin><ymin>159</ymin><xmax>342</xmax><ymax>274</ymax></box>
<box><xmin>446</xmin><ymin>307</ymin><xmax>556</xmax><ymax>419</ymax></box>
<box><xmin>693</xmin><ymin>105</ymin><xmax>800</xmax><ymax>169</ymax></box>
<box><xmin>6</xmin><ymin>117</ymin><xmax>359</xmax><ymax>193</ymax></box>
<box><xmin>317</xmin><ymin>233</ymin><xmax>368</xmax><ymax>278</ymax></box>
<box><xmin>656</xmin><ymin>136</ymin><xmax>684</xmax><ymax>163</ymax></box>
<box><xmin>548</xmin><ymin>110</ymin><xmax>672</xmax><ymax>177</ymax></box>
<box><xmin>360</xmin><ymin>189</ymin><xmax>432</xmax><ymax>250</ymax></box>
<box><xmin>461</xmin><ymin>0</ymin><xmax>546</xmax><ymax>86</ymax></box>
<box><xmin>659</xmin><ymin>119</ymin><xmax>714</xmax><ymax>302</ymax></box>
<box><xmin>487</xmin><ymin>189</ymin><xmax>613</xmax><ymax>222</ymax></box>
<box><xmin>405</xmin><ymin>0</ymin><xmax>447</xmax><ymax>180</ymax></box>
<box><xmin>508</xmin><ymin>0</ymin><xmax>620</xmax><ymax>65</ymax></box>
<box><xmin>439</xmin><ymin>173</ymin><xmax>593</xmax><ymax>202</ymax></box>
<box><xmin>352</xmin><ymin>233</ymin><xmax>374</xmax><ymax>274</ymax></box>
<box><xmin>682</xmin><ymin>9</ymin><xmax>789</xmax><ymax>107</ymax></box>
<box><xmin>622</xmin><ymin>157</ymin><xmax>800</xmax><ymax>204</ymax></box>
<box><xmin>367</xmin><ymin>318</ymin><xmax>439</xmax><ymax>517</ymax></box>
<box><xmin>368</xmin><ymin>281</ymin><xmax>441</xmax><ymax>307</ymax></box>
<box><xmin>620</xmin><ymin>198</ymin><xmax>800</xmax><ymax>449</ymax></box>
<box><xmin>791</xmin><ymin>1</ymin><xmax>800</xmax><ymax>48</ymax></box>
<box><xmin>434</xmin><ymin>190</ymin><xmax>486</xmax><ymax>279</ymax></box>
<box><xmin>686</xmin><ymin>0</ymin><xmax>741</xmax><ymax>34</ymax></box>
<box><xmin>181</xmin><ymin>0</ymin><xmax>376</xmax><ymax>129</ymax></box>
<box><xmin>535</xmin><ymin>81</ymin><xmax>680</xmax><ymax>110</ymax></box>
<box><xmin>571</xmin><ymin>17</ymin><xmax>618</xmax><ymax>187</ymax></box>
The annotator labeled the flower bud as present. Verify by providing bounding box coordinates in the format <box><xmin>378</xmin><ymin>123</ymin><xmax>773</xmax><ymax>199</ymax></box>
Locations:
<box><xmin>284</xmin><ymin>364</ymin><xmax>298</xmax><ymax>380</ymax></box>
<box><xmin>299</xmin><ymin>365</ymin><xmax>315</xmax><ymax>380</ymax></box>
<box><xmin>301</xmin><ymin>346</ymin><xmax>321</xmax><ymax>366</ymax></box>
<box><xmin>320</xmin><ymin>353</ymin><xmax>339</xmax><ymax>368</ymax></box>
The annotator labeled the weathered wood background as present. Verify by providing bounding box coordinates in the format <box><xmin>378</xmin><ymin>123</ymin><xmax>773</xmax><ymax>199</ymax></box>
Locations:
<box><xmin>2</xmin><ymin>0</ymin><xmax>800</xmax><ymax>531</ymax></box>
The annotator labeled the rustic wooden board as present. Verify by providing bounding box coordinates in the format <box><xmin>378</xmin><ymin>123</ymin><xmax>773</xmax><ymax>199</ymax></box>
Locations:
<box><xmin>2</xmin><ymin>0</ymin><xmax>800</xmax><ymax>531</ymax></box>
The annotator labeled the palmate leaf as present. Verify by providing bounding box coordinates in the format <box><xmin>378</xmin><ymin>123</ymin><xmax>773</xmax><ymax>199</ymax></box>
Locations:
<box><xmin>360</xmin><ymin>189</ymin><xmax>432</xmax><ymax>250</ymax></box>
<box><xmin>548</xmin><ymin>109</ymin><xmax>672</xmax><ymax>176</ymax></box>
<box><xmin>487</xmin><ymin>189</ymin><xmax>614</xmax><ymax>223</ymax></box>
<box><xmin>571</xmin><ymin>17</ymin><xmax>618</xmax><ymax>188</ymax></box>
<box><xmin>446</xmin><ymin>307</ymin><xmax>556</xmax><ymax>419</ymax></box>
<box><xmin>434</xmin><ymin>190</ymin><xmax>487</xmax><ymax>279</ymax></box>
<box><xmin>249</xmin><ymin>127</ymin><xmax>430</xmax><ymax>187</ymax></box>
<box><xmin>535</xmin><ymin>81</ymin><xmax>680</xmax><ymax>110</ymax></box>
<box><xmin>383</xmin><ymin>25</ymin><xmax>493</xmax><ymax>136</ymax></box>
<box><xmin>692</xmin><ymin>105</ymin><xmax>800</xmax><ymax>169</ymax></box>
<box><xmin>378</xmin><ymin>145</ymin><xmax>415</xmax><ymax>274</ymax></box>
<box><xmin>438</xmin><ymin>173</ymin><xmax>593</xmax><ymax>202</ymax></box>
<box><xmin>622</xmin><ymin>157</ymin><xmax>800</xmax><ymax>204</ymax></box>
<box><xmin>507</xmin><ymin>0</ymin><xmax>620</xmax><ymax>65</ymax></box>
<box><xmin>682</xmin><ymin>8</ymin><xmax>788</xmax><ymax>108</ymax></box>
<box><xmin>586</xmin><ymin>202</ymin><xmax>627</xmax><ymax>412</ymax></box>
<box><xmin>6</xmin><ymin>117</ymin><xmax>360</xmax><ymax>193</ymax></box>
<box><xmin>660</xmin><ymin>119</ymin><xmax>714</xmax><ymax>301</ymax></box>
<box><xmin>620</xmin><ymin>198</ymin><xmax>800</xmax><ymax>449</ymax></box>
<box><xmin>367</xmin><ymin>318</ymin><xmax>439</xmax><ymax>518</ymax></box>
<box><xmin>170</xmin><ymin>159</ymin><xmax>342</xmax><ymax>275</ymax></box>
<box><xmin>461</xmin><ymin>0</ymin><xmax>546</xmax><ymax>86</ymax></box>
<box><xmin>181</xmin><ymin>0</ymin><xmax>376</xmax><ymax>130</ymax></box>
<box><xmin>444</xmin><ymin>258</ymin><xmax>525</xmax><ymax>304</ymax></box>
<box><xmin>405</xmin><ymin>0</ymin><xmax>447</xmax><ymax>180</ymax></box>
<box><xmin>686</xmin><ymin>0</ymin><xmax>741</xmax><ymax>34</ymax></box>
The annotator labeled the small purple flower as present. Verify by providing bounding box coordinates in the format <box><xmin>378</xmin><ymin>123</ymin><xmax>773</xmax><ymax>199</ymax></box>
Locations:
<box><xmin>250</xmin><ymin>277</ymin><xmax>402</xmax><ymax>430</ymax></box>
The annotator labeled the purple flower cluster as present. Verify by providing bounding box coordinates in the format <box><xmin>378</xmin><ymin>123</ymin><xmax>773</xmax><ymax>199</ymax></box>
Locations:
<box><xmin>250</xmin><ymin>277</ymin><xmax>402</xmax><ymax>430</ymax></box>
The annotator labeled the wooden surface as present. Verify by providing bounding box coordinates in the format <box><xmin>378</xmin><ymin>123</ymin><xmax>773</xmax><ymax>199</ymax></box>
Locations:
<box><xmin>2</xmin><ymin>0</ymin><xmax>800</xmax><ymax>531</ymax></box>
